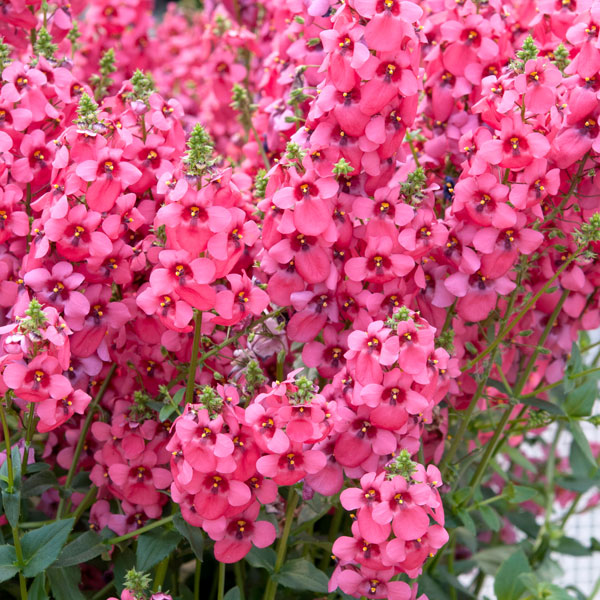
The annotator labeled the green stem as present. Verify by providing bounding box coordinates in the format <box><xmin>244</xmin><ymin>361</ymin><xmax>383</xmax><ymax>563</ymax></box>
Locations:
<box><xmin>57</xmin><ymin>363</ymin><xmax>116</xmax><ymax>518</ymax></box>
<box><xmin>407</xmin><ymin>138</ymin><xmax>421</xmax><ymax>168</ymax></box>
<box><xmin>217</xmin><ymin>562</ymin><xmax>226</xmax><ymax>600</ymax></box>
<box><xmin>250</xmin><ymin>121</ymin><xmax>271</xmax><ymax>170</ymax></box>
<box><xmin>560</xmin><ymin>494</ymin><xmax>581</xmax><ymax>529</ymax></box>
<box><xmin>463</xmin><ymin>252</ymin><xmax>580</xmax><ymax>372</ymax></box>
<box><xmin>532</xmin><ymin>424</ymin><xmax>562</xmax><ymax>556</ymax></box>
<box><xmin>186</xmin><ymin>310</ymin><xmax>203</xmax><ymax>405</ymax></box>
<box><xmin>439</xmin><ymin>358</ymin><xmax>495</xmax><ymax>477</ymax></box>
<box><xmin>21</xmin><ymin>403</ymin><xmax>36</xmax><ymax>474</ymax></box>
<box><xmin>1</xmin><ymin>402</ymin><xmax>28</xmax><ymax>600</ymax></box>
<box><xmin>264</xmin><ymin>488</ymin><xmax>299</xmax><ymax>600</ymax></box>
<box><xmin>513</xmin><ymin>290</ymin><xmax>570</xmax><ymax>397</ymax></box>
<box><xmin>0</xmin><ymin>402</ymin><xmax>15</xmax><ymax>493</ymax></box>
<box><xmin>194</xmin><ymin>559</ymin><xmax>202</xmax><ymax>600</ymax></box>
<box><xmin>588</xmin><ymin>575</ymin><xmax>600</xmax><ymax>600</ymax></box>
<box><xmin>198</xmin><ymin>308</ymin><xmax>286</xmax><ymax>369</ymax></box>
<box><xmin>70</xmin><ymin>485</ymin><xmax>97</xmax><ymax>525</ymax></box>
<box><xmin>106</xmin><ymin>515</ymin><xmax>174</xmax><ymax>546</ymax></box>
<box><xmin>154</xmin><ymin>557</ymin><xmax>169</xmax><ymax>592</ymax></box>
<box><xmin>233</xmin><ymin>562</ymin><xmax>246</xmax><ymax>600</ymax></box>
<box><xmin>91</xmin><ymin>580</ymin><xmax>115</xmax><ymax>600</ymax></box>
<box><xmin>462</xmin><ymin>407</ymin><xmax>513</xmax><ymax>505</ymax></box>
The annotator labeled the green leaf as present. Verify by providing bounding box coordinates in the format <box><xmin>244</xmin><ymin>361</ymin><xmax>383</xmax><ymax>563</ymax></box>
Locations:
<box><xmin>471</xmin><ymin>546</ymin><xmax>515</xmax><ymax>576</ymax></box>
<box><xmin>479</xmin><ymin>505</ymin><xmax>502</xmax><ymax>532</ymax></box>
<box><xmin>509</xmin><ymin>485</ymin><xmax>539</xmax><ymax>504</ymax></box>
<box><xmin>1</xmin><ymin>490</ymin><xmax>20</xmax><ymax>528</ymax></box>
<box><xmin>0</xmin><ymin>545</ymin><xmax>18</xmax><ymax>583</ymax></box>
<box><xmin>273</xmin><ymin>558</ymin><xmax>329</xmax><ymax>593</ymax></box>
<box><xmin>21</xmin><ymin>518</ymin><xmax>74</xmax><ymax>577</ymax></box>
<box><xmin>553</xmin><ymin>536</ymin><xmax>589</xmax><ymax>556</ymax></box>
<box><xmin>296</xmin><ymin>493</ymin><xmax>330</xmax><ymax>526</ymax></box>
<box><xmin>456</xmin><ymin>508</ymin><xmax>476</xmax><ymax>535</ymax></box>
<box><xmin>224</xmin><ymin>587</ymin><xmax>242</xmax><ymax>600</ymax></box>
<box><xmin>55</xmin><ymin>530</ymin><xmax>105</xmax><ymax>567</ymax></box>
<box><xmin>505</xmin><ymin>446</ymin><xmax>537</xmax><ymax>473</ymax></box>
<box><xmin>136</xmin><ymin>528</ymin><xmax>182</xmax><ymax>571</ymax></box>
<box><xmin>563</xmin><ymin>380</ymin><xmax>597</xmax><ymax>417</ymax></box>
<box><xmin>47</xmin><ymin>566</ymin><xmax>85</xmax><ymax>600</ymax></box>
<box><xmin>28</xmin><ymin>573</ymin><xmax>49</xmax><ymax>600</ymax></box>
<box><xmin>245</xmin><ymin>546</ymin><xmax>276</xmax><ymax>573</ymax></box>
<box><xmin>173</xmin><ymin>513</ymin><xmax>204</xmax><ymax>561</ymax></box>
<box><xmin>113</xmin><ymin>549</ymin><xmax>135</xmax><ymax>595</ymax></box>
<box><xmin>0</xmin><ymin>446</ymin><xmax>22</xmax><ymax>492</ymax></box>
<box><xmin>22</xmin><ymin>470</ymin><xmax>58</xmax><ymax>497</ymax></box>
<box><xmin>569</xmin><ymin>420</ymin><xmax>597</xmax><ymax>469</ymax></box>
<box><xmin>494</xmin><ymin>549</ymin><xmax>531</xmax><ymax>600</ymax></box>
<box><xmin>159</xmin><ymin>403</ymin><xmax>176</xmax><ymax>422</ymax></box>
<box><xmin>520</xmin><ymin>397</ymin><xmax>565</xmax><ymax>416</ymax></box>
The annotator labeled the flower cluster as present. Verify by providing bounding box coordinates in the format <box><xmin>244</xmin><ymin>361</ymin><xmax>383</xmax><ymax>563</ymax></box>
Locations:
<box><xmin>1</xmin><ymin>0</ymin><xmax>600</xmax><ymax>598</ymax></box>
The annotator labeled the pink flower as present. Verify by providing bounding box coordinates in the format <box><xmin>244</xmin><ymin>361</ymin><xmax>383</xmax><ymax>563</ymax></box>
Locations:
<box><xmin>203</xmin><ymin>503</ymin><xmax>276</xmax><ymax>563</ymax></box>
<box><xmin>3</xmin><ymin>353</ymin><xmax>72</xmax><ymax>402</ymax></box>
<box><xmin>75</xmin><ymin>147</ymin><xmax>142</xmax><ymax>212</ymax></box>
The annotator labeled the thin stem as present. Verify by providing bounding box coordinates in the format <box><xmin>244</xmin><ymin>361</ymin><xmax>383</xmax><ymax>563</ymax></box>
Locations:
<box><xmin>194</xmin><ymin>559</ymin><xmax>202</xmax><ymax>600</ymax></box>
<box><xmin>264</xmin><ymin>488</ymin><xmax>299</xmax><ymax>600</ymax></box>
<box><xmin>233</xmin><ymin>562</ymin><xmax>246</xmax><ymax>600</ymax></box>
<box><xmin>199</xmin><ymin>308</ymin><xmax>286</xmax><ymax>369</ymax></box>
<box><xmin>57</xmin><ymin>363</ymin><xmax>117</xmax><ymax>518</ymax></box>
<box><xmin>463</xmin><ymin>407</ymin><xmax>513</xmax><ymax>505</ymax></box>
<box><xmin>560</xmin><ymin>494</ymin><xmax>581</xmax><ymax>529</ymax></box>
<box><xmin>513</xmin><ymin>290</ymin><xmax>570</xmax><ymax>397</ymax></box>
<box><xmin>186</xmin><ymin>310</ymin><xmax>203</xmax><ymax>405</ymax></box>
<box><xmin>154</xmin><ymin>556</ymin><xmax>169</xmax><ymax>592</ymax></box>
<box><xmin>1</xmin><ymin>402</ymin><xmax>28</xmax><ymax>600</ymax></box>
<box><xmin>0</xmin><ymin>402</ymin><xmax>15</xmax><ymax>492</ymax></box>
<box><xmin>70</xmin><ymin>485</ymin><xmax>97</xmax><ymax>525</ymax></box>
<box><xmin>532</xmin><ymin>424</ymin><xmax>563</xmax><ymax>557</ymax></box>
<box><xmin>106</xmin><ymin>515</ymin><xmax>174</xmax><ymax>546</ymax></box>
<box><xmin>439</xmin><ymin>358</ymin><xmax>495</xmax><ymax>477</ymax></box>
<box><xmin>462</xmin><ymin>251</ymin><xmax>581</xmax><ymax>372</ymax></box>
<box><xmin>92</xmin><ymin>581</ymin><xmax>115</xmax><ymax>600</ymax></box>
<box><xmin>217</xmin><ymin>562</ymin><xmax>226</xmax><ymax>600</ymax></box>
<box><xmin>22</xmin><ymin>403</ymin><xmax>36</xmax><ymax>474</ymax></box>
<box><xmin>250</xmin><ymin>121</ymin><xmax>271</xmax><ymax>170</ymax></box>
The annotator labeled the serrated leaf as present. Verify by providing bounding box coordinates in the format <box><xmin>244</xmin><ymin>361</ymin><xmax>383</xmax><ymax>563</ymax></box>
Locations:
<box><xmin>173</xmin><ymin>513</ymin><xmax>204</xmax><ymax>560</ymax></box>
<box><xmin>273</xmin><ymin>558</ymin><xmax>329</xmax><ymax>593</ymax></box>
<box><xmin>21</xmin><ymin>518</ymin><xmax>74</xmax><ymax>577</ymax></box>
<box><xmin>113</xmin><ymin>549</ymin><xmax>135</xmax><ymax>595</ymax></box>
<box><xmin>494</xmin><ymin>549</ymin><xmax>531</xmax><ymax>600</ymax></box>
<box><xmin>55</xmin><ymin>530</ymin><xmax>105</xmax><ymax>567</ymax></box>
<box><xmin>47</xmin><ymin>566</ymin><xmax>85</xmax><ymax>600</ymax></box>
<box><xmin>1</xmin><ymin>490</ymin><xmax>20</xmax><ymax>528</ymax></box>
<box><xmin>136</xmin><ymin>528</ymin><xmax>181</xmax><ymax>571</ymax></box>
<box><xmin>0</xmin><ymin>545</ymin><xmax>18</xmax><ymax>583</ymax></box>
<box><xmin>245</xmin><ymin>546</ymin><xmax>276</xmax><ymax>573</ymax></box>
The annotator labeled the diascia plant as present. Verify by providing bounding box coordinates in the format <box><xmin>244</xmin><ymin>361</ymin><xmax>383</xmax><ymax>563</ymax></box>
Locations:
<box><xmin>0</xmin><ymin>0</ymin><xmax>599</xmax><ymax>599</ymax></box>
